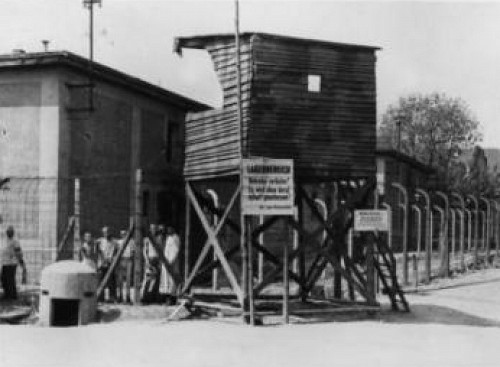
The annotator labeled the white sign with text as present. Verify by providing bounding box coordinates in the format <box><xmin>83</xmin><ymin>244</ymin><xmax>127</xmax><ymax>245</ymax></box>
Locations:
<box><xmin>354</xmin><ymin>210</ymin><xmax>389</xmax><ymax>232</ymax></box>
<box><xmin>242</xmin><ymin>158</ymin><xmax>295</xmax><ymax>216</ymax></box>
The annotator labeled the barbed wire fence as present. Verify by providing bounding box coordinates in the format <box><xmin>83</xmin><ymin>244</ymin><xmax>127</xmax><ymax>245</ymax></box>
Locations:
<box><xmin>0</xmin><ymin>173</ymin><xmax>139</xmax><ymax>287</ymax></box>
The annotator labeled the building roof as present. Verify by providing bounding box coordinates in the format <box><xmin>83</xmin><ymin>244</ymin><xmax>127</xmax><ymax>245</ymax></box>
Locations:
<box><xmin>0</xmin><ymin>50</ymin><xmax>208</xmax><ymax>112</ymax></box>
<box><xmin>376</xmin><ymin>136</ymin><xmax>435</xmax><ymax>173</ymax></box>
<box><xmin>174</xmin><ymin>32</ymin><xmax>381</xmax><ymax>54</ymax></box>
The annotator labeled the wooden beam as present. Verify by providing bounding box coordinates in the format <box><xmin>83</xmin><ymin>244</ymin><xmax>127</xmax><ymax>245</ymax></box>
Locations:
<box><xmin>187</xmin><ymin>183</ymin><xmax>244</xmax><ymax>304</ymax></box>
<box><xmin>184</xmin><ymin>184</ymin><xmax>191</xmax><ymax>283</ymax></box>
<box><xmin>56</xmin><ymin>217</ymin><xmax>75</xmax><ymax>260</ymax></box>
<box><xmin>96</xmin><ymin>223</ymin><xmax>135</xmax><ymax>298</ymax></box>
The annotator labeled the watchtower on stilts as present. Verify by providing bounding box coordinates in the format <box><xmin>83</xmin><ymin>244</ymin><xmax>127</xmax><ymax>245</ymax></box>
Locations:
<box><xmin>174</xmin><ymin>33</ymin><xmax>408</xmax><ymax>322</ymax></box>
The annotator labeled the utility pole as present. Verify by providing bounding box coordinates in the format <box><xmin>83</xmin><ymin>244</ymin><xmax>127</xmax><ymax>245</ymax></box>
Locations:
<box><xmin>234</xmin><ymin>0</ymin><xmax>252</xmax><ymax>324</ymax></box>
<box><xmin>83</xmin><ymin>0</ymin><xmax>102</xmax><ymax>111</ymax></box>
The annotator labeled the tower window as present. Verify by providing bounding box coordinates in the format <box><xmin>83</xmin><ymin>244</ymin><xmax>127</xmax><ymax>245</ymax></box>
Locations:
<box><xmin>307</xmin><ymin>75</ymin><xmax>321</xmax><ymax>93</ymax></box>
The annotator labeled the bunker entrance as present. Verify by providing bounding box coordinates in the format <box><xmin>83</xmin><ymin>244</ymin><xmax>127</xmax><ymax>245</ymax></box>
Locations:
<box><xmin>50</xmin><ymin>299</ymin><xmax>79</xmax><ymax>327</ymax></box>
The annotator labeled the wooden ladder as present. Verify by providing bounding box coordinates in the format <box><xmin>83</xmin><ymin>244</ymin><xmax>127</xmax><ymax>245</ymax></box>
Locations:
<box><xmin>373</xmin><ymin>239</ymin><xmax>410</xmax><ymax>312</ymax></box>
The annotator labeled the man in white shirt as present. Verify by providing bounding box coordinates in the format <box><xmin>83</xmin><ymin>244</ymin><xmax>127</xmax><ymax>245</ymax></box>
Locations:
<box><xmin>160</xmin><ymin>226</ymin><xmax>180</xmax><ymax>305</ymax></box>
<box><xmin>141</xmin><ymin>224</ymin><xmax>161</xmax><ymax>303</ymax></box>
<box><xmin>117</xmin><ymin>229</ymin><xmax>135</xmax><ymax>303</ymax></box>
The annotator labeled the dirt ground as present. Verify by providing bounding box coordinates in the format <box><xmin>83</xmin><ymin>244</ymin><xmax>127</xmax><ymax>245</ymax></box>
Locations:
<box><xmin>2</xmin><ymin>269</ymin><xmax>500</xmax><ymax>367</ymax></box>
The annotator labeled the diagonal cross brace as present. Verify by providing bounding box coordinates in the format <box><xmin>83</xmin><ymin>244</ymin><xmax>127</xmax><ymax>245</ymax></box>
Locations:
<box><xmin>96</xmin><ymin>223</ymin><xmax>135</xmax><ymax>298</ymax></box>
<box><xmin>183</xmin><ymin>183</ymin><xmax>243</xmax><ymax>304</ymax></box>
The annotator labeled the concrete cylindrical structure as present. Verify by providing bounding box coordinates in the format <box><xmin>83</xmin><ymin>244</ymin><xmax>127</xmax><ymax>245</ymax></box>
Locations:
<box><xmin>39</xmin><ymin>260</ymin><xmax>98</xmax><ymax>327</ymax></box>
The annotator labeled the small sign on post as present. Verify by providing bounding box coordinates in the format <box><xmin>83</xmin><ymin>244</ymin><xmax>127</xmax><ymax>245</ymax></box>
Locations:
<box><xmin>241</xmin><ymin>158</ymin><xmax>295</xmax><ymax>216</ymax></box>
<box><xmin>354</xmin><ymin>210</ymin><xmax>389</xmax><ymax>232</ymax></box>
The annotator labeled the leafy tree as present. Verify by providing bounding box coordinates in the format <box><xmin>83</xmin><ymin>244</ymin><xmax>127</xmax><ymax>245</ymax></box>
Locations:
<box><xmin>379</xmin><ymin>93</ymin><xmax>482</xmax><ymax>189</ymax></box>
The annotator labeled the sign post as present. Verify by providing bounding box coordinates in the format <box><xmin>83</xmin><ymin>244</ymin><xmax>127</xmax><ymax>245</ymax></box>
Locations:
<box><xmin>241</xmin><ymin>158</ymin><xmax>295</xmax><ymax>216</ymax></box>
<box><xmin>241</xmin><ymin>158</ymin><xmax>295</xmax><ymax>324</ymax></box>
<box><xmin>354</xmin><ymin>209</ymin><xmax>389</xmax><ymax>305</ymax></box>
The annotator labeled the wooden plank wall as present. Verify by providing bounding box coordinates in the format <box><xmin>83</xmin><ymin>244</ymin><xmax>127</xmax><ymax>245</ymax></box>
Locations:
<box><xmin>248</xmin><ymin>35</ymin><xmax>377</xmax><ymax>180</ymax></box>
<box><xmin>183</xmin><ymin>37</ymin><xmax>253</xmax><ymax>180</ymax></box>
<box><xmin>183</xmin><ymin>34</ymin><xmax>377</xmax><ymax>181</ymax></box>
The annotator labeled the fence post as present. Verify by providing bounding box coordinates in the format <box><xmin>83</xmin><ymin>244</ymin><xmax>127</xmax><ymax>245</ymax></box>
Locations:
<box><xmin>435</xmin><ymin>192</ymin><xmax>449</xmax><ymax>278</ymax></box>
<box><xmin>133</xmin><ymin>169</ymin><xmax>143</xmax><ymax>305</ymax></box>
<box><xmin>451</xmin><ymin>193</ymin><xmax>466</xmax><ymax>271</ymax></box>
<box><xmin>467</xmin><ymin>195</ymin><xmax>479</xmax><ymax>269</ymax></box>
<box><xmin>73</xmin><ymin>178</ymin><xmax>81</xmax><ymax>260</ymax></box>
<box><xmin>392</xmin><ymin>183</ymin><xmax>408</xmax><ymax>285</ymax></box>
<box><xmin>480</xmin><ymin>197</ymin><xmax>491</xmax><ymax>265</ymax></box>
<box><xmin>416</xmin><ymin>188</ymin><xmax>431</xmax><ymax>283</ymax></box>
<box><xmin>450</xmin><ymin>209</ymin><xmax>456</xmax><ymax>271</ymax></box>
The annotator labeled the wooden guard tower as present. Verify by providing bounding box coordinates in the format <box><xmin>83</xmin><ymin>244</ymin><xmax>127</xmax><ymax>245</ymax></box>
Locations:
<box><xmin>174</xmin><ymin>32</ymin><xmax>408</xmax><ymax>321</ymax></box>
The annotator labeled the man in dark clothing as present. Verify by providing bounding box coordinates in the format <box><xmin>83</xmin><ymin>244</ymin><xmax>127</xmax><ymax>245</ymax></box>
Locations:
<box><xmin>97</xmin><ymin>226</ymin><xmax>118</xmax><ymax>302</ymax></box>
<box><xmin>0</xmin><ymin>226</ymin><xmax>27</xmax><ymax>300</ymax></box>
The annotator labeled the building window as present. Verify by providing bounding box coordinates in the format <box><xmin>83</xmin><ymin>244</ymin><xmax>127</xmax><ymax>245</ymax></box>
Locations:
<box><xmin>307</xmin><ymin>74</ymin><xmax>321</xmax><ymax>93</ymax></box>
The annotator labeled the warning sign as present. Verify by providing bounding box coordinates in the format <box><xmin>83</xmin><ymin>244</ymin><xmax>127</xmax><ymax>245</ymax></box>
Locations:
<box><xmin>354</xmin><ymin>210</ymin><xmax>389</xmax><ymax>232</ymax></box>
<box><xmin>242</xmin><ymin>158</ymin><xmax>295</xmax><ymax>216</ymax></box>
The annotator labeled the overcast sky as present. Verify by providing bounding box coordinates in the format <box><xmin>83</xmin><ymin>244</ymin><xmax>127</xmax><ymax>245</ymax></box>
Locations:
<box><xmin>3</xmin><ymin>0</ymin><xmax>500</xmax><ymax>148</ymax></box>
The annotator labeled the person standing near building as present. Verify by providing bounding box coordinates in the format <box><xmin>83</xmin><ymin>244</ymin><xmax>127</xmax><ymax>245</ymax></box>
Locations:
<box><xmin>141</xmin><ymin>224</ymin><xmax>161</xmax><ymax>303</ymax></box>
<box><xmin>160</xmin><ymin>226</ymin><xmax>180</xmax><ymax>305</ymax></box>
<box><xmin>0</xmin><ymin>226</ymin><xmax>27</xmax><ymax>300</ymax></box>
<box><xmin>117</xmin><ymin>229</ymin><xmax>135</xmax><ymax>303</ymax></box>
<box><xmin>97</xmin><ymin>226</ymin><xmax>118</xmax><ymax>302</ymax></box>
<box><xmin>157</xmin><ymin>224</ymin><xmax>166</xmax><ymax>252</ymax></box>
<box><xmin>79</xmin><ymin>231</ymin><xmax>97</xmax><ymax>270</ymax></box>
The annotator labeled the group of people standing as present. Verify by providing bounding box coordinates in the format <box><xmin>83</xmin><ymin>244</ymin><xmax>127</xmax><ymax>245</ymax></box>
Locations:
<box><xmin>79</xmin><ymin>224</ymin><xmax>180</xmax><ymax>305</ymax></box>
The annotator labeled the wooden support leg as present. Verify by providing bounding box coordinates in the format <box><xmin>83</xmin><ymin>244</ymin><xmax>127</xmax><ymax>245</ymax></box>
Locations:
<box><xmin>365</xmin><ymin>233</ymin><xmax>376</xmax><ymax>306</ymax></box>
<box><xmin>283</xmin><ymin>230</ymin><xmax>290</xmax><ymax>324</ymax></box>
<box><xmin>241</xmin><ymin>214</ymin><xmax>249</xmax><ymax>320</ymax></box>
<box><xmin>185</xmin><ymin>184</ymin><xmax>243</xmax><ymax>303</ymax></box>
<box><xmin>333</xmin><ymin>253</ymin><xmax>343</xmax><ymax>299</ymax></box>
<box><xmin>184</xmin><ymin>187</ymin><xmax>191</xmax><ymax>284</ymax></box>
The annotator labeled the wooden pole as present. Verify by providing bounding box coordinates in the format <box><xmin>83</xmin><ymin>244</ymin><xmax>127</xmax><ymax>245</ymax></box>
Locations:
<box><xmin>292</xmin><ymin>207</ymin><xmax>299</xmax><ymax>274</ymax></box>
<box><xmin>241</xmin><ymin>213</ymin><xmax>249</xmax><ymax>321</ymax></box>
<box><xmin>248</xmin><ymin>218</ymin><xmax>255</xmax><ymax>325</ymax></box>
<box><xmin>56</xmin><ymin>217</ymin><xmax>75</xmax><ymax>260</ymax></box>
<box><xmin>365</xmin><ymin>190</ymin><xmax>379</xmax><ymax>305</ymax></box>
<box><xmin>333</xmin><ymin>185</ymin><xmax>342</xmax><ymax>300</ymax></box>
<box><xmin>495</xmin><ymin>203</ymin><xmax>500</xmax><ymax>261</ymax></box>
<box><xmin>73</xmin><ymin>178</ymin><xmax>81</xmax><ymax>260</ymax></box>
<box><xmin>96</xmin><ymin>223</ymin><xmax>135</xmax><ymax>298</ymax></box>
<box><xmin>297</xmin><ymin>190</ymin><xmax>308</xmax><ymax>301</ymax></box>
<box><xmin>133</xmin><ymin>169</ymin><xmax>143</xmax><ymax>304</ymax></box>
<box><xmin>451</xmin><ymin>209</ymin><xmax>456</xmax><ymax>268</ymax></box>
<box><xmin>258</xmin><ymin>215</ymin><xmax>264</xmax><ymax>282</ymax></box>
<box><xmin>283</xmin><ymin>217</ymin><xmax>290</xmax><ymax>324</ymax></box>
<box><xmin>184</xmin><ymin>184</ymin><xmax>191</xmax><ymax>284</ymax></box>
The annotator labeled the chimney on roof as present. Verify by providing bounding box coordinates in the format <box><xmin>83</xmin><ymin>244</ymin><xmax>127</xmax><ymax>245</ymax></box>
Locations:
<box><xmin>42</xmin><ymin>40</ymin><xmax>50</xmax><ymax>52</ymax></box>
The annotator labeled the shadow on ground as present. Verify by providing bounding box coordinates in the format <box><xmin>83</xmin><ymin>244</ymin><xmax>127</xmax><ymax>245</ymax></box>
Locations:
<box><xmin>377</xmin><ymin>304</ymin><xmax>500</xmax><ymax>328</ymax></box>
<box><xmin>406</xmin><ymin>275</ymin><xmax>500</xmax><ymax>294</ymax></box>
<box><xmin>257</xmin><ymin>303</ymin><xmax>500</xmax><ymax>328</ymax></box>
<box><xmin>96</xmin><ymin>307</ymin><xmax>122</xmax><ymax>323</ymax></box>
